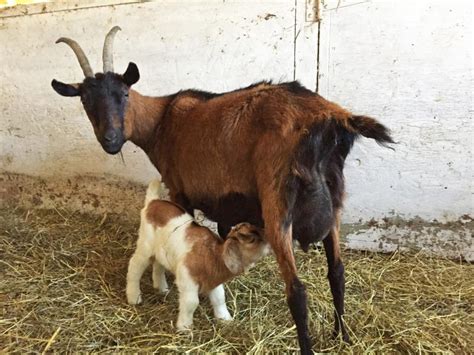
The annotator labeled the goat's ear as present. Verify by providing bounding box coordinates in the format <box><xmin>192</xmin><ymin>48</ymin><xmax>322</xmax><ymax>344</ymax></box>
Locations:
<box><xmin>123</xmin><ymin>62</ymin><xmax>140</xmax><ymax>86</ymax></box>
<box><xmin>223</xmin><ymin>240</ymin><xmax>244</xmax><ymax>274</ymax></box>
<box><xmin>51</xmin><ymin>79</ymin><xmax>80</xmax><ymax>97</ymax></box>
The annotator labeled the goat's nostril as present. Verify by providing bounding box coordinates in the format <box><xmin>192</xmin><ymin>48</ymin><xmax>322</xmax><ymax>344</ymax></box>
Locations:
<box><xmin>104</xmin><ymin>131</ymin><xmax>117</xmax><ymax>142</ymax></box>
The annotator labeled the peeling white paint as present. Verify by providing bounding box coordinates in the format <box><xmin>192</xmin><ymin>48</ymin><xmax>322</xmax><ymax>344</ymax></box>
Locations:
<box><xmin>344</xmin><ymin>225</ymin><xmax>473</xmax><ymax>262</ymax></box>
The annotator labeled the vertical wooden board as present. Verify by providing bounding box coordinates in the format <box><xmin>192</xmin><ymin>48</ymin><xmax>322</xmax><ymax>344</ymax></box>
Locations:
<box><xmin>294</xmin><ymin>0</ymin><xmax>319</xmax><ymax>90</ymax></box>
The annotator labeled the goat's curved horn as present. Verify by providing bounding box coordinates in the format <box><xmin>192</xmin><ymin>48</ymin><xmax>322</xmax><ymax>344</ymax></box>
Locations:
<box><xmin>56</xmin><ymin>37</ymin><xmax>94</xmax><ymax>78</ymax></box>
<box><xmin>102</xmin><ymin>26</ymin><xmax>121</xmax><ymax>73</ymax></box>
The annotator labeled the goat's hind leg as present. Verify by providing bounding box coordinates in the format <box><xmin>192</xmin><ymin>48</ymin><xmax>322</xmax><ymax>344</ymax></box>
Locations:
<box><xmin>126</xmin><ymin>251</ymin><xmax>151</xmax><ymax>305</ymax></box>
<box><xmin>323</xmin><ymin>220</ymin><xmax>350</xmax><ymax>343</ymax></box>
<box><xmin>152</xmin><ymin>262</ymin><xmax>169</xmax><ymax>293</ymax></box>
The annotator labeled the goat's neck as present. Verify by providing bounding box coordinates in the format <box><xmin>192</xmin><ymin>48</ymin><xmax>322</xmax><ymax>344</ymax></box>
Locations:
<box><xmin>125</xmin><ymin>89</ymin><xmax>172</xmax><ymax>152</ymax></box>
<box><xmin>216</xmin><ymin>244</ymin><xmax>235</xmax><ymax>277</ymax></box>
<box><xmin>209</xmin><ymin>243</ymin><xmax>237</xmax><ymax>286</ymax></box>
<box><xmin>212</xmin><ymin>248</ymin><xmax>239</xmax><ymax>288</ymax></box>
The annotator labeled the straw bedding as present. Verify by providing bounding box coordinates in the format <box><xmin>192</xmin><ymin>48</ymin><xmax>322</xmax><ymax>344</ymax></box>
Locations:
<box><xmin>1</xmin><ymin>206</ymin><xmax>472</xmax><ymax>353</ymax></box>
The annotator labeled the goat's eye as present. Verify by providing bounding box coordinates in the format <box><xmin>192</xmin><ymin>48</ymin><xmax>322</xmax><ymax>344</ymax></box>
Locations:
<box><xmin>112</xmin><ymin>93</ymin><xmax>124</xmax><ymax>104</ymax></box>
<box><xmin>242</xmin><ymin>235</ymin><xmax>256</xmax><ymax>244</ymax></box>
<box><xmin>124</xmin><ymin>92</ymin><xmax>129</xmax><ymax>98</ymax></box>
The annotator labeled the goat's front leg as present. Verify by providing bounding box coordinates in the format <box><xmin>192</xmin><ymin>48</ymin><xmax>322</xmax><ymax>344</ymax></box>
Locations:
<box><xmin>323</xmin><ymin>217</ymin><xmax>350</xmax><ymax>343</ymax></box>
<box><xmin>208</xmin><ymin>284</ymin><xmax>232</xmax><ymax>321</ymax></box>
<box><xmin>175</xmin><ymin>265</ymin><xmax>200</xmax><ymax>331</ymax></box>
<box><xmin>152</xmin><ymin>262</ymin><xmax>169</xmax><ymax>293</ymax></box>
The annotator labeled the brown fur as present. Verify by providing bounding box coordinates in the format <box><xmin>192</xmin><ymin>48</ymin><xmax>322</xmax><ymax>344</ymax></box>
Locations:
<box><xmin>327</xmin><ymin>210</ymin><xmax>342</xmax><ymax>261</ymax></box>
<box><xmin>184</xmin><ymin>224</ymin><xmax>232</xmax><ymax>294</ymax></box>
<box><xmin>146</xmin><ymin>199</ymin><xmax>186</xmax><ymax>227</ymax></box>
<box><xmin>129</xmin><ymin>86</ymin><xmax>353</xmax><ymax>205</ymax></box>
<box><xmin>123</xmin><ymin>90</ymin><xmax>175</xmax><ymax>151</ymax></box>
<box><xmin>185</xmin><ymin>222</ymin><xmax>266</xmax><ymax>294</ymax></box>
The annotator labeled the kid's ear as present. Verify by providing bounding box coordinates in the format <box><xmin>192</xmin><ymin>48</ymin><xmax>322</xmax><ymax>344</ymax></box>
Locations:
<box><xmin>123</xmin><ymin>62</ymin><xmax>140</xmax><ymax>86</ymax></box>
<box><xmin>223</xmin><ymin>240</ymin><xmax>244</xmax><ymax>274</ymax></box>
<box><xmin>51</xmin><ymin>79</ymin><xmax>80</xmax><ymax>97</ymax></box>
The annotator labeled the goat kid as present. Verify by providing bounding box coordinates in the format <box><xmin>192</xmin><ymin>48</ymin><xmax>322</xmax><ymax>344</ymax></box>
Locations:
<box><xmin>126</xmin><ymin>180</ymin><xmax>269</xmax><ymax>330</ymax></box>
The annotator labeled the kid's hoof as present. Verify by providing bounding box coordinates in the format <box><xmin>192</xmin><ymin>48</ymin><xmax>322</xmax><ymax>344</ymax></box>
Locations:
<box><xmin>127</xmin><ymin>293</ymin><xmax>143</xmax><ymax>305</ymax></box>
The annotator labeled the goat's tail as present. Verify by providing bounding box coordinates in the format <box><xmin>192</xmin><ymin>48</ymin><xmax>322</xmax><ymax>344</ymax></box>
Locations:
<box><xmin>344</xmin><ymin>115</ymin><xmax>395</xmax><ymax>148</ymax></box>
<box><xmin>145</xmin><ymin>179</ymin><xmax>164</xmax><ymax>206</ymax></box>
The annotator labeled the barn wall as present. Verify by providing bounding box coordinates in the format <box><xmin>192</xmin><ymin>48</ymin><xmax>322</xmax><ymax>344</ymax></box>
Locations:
<box><xmin>0</xmin><ymin>0</ymin><xmax>472</xmax><ymax>259</ymax></box>
<box><xmin>316</xmin><ymin>0</ymin><xmax>472</xmax><ymax>259</ymax></box>
<box><xmin>318</xmin><ymin>0</ymin><xmax>472</xmax><ymax>222</ymax></box>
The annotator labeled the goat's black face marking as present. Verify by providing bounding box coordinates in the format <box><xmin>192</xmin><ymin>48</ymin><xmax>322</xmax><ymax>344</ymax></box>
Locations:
<box><xmin>78</xmin><ymin>73</ymin><xmax>130</xmax><ymax>154</ymax></box>
<box><xmin>52</xmin><ymin>62</ymin><xmax>141</xmax><ymax>155</ymax></box>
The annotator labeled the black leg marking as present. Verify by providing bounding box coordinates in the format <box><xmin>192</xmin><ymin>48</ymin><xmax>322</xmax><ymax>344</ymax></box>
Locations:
<box><xmin>323</xmin><ymin>234</ymin><xmax>350</xmax><ymax>343</ymax></box>
<box><xmin>288</xmin><ymin>277</ymin><xmax>313</xmax><ymax>354</ymax></box>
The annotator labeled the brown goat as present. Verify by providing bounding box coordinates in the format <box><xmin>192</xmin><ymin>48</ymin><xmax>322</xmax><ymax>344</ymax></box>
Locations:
<box><xmin>51</xmin><ymin>27</ymin><xmax>394</xmax><ymax>354</ymax></box>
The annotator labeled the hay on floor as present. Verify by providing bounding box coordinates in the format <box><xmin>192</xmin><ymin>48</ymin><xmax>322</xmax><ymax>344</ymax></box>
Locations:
<box><xmin>0</xmin><ymin>206</ymin><xmax>472</xmax><ymax>353</ymax></box>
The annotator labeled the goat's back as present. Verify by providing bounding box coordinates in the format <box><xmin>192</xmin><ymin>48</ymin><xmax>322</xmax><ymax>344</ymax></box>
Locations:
<box><xmin>140</xmin><ymin>199</ymin><xmax>192</xmax><ymax>271</ymax></box>
<box><xmin>156</xmin><ymin>82</ymin><xmax>344</xmax><ymax>194</ymax></box>
<box><xmin>153</xmin><ymin>81</ymin><xmax>393</xmax><ymax>237</ymax></box>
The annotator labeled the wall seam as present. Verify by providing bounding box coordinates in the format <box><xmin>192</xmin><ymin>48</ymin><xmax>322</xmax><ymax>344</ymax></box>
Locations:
<box><xmin>292</xmin><ymin>0</ymin><xmax>298</xmax><ymax>81</ymax></box>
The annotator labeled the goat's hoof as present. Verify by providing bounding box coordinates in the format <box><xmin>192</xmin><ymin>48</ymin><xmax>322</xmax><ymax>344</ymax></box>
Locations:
<box><xmin>215</xmin><ymin>314</ymin><xmax>233</xmax><ymax>322</ymax></box>
<box><xmin>176</xmin><ymin>318</ymin><xmax>193</xmax><ymax>332</ymax></box>
<box><xmin>127</xmin><ymin>293</ymin><xmax>143</xmax><ymax>305</ymax></box>
<box><xmin>216</xmin><ymin>317</ymin><xmax>233</xmax><ymax>323</ymax></box>
<box><xmin>176</xmin><ymin>324</ymin><xmax>193</xmax><ymax>333</ymax></box>
<box><xmin>152</xmin><ymin>282</ymin><xmax>169</xmax><ymax>291</ymax></box>
<box><xmin>332</xmin><ymin>330</ymin><xmax>351</xmax><ymax>345</ymax></box>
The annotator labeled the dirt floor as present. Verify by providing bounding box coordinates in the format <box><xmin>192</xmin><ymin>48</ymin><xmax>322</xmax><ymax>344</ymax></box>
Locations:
<box><xmin>1</xmin><ymin>206</ymin><xmax>472</xmax><ymax>353</ymax></box>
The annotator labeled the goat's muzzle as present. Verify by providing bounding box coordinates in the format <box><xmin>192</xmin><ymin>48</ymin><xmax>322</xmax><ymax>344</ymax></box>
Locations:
<box><xmin>101</xmin><ymin>129</ymin><xmax>124</xmax><ymax>154</ymax></box>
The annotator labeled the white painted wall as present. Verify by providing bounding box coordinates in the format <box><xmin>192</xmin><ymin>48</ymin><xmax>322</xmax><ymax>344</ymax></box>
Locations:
<box><xmin>319</xmin><ymin>0</ymin><xmax>473</xmax><ymax>223</ymax></box>
<box><xmin>1</xmin><ymin>0</ymin><xmax>472</xmax><ymax>226</ymax></box>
